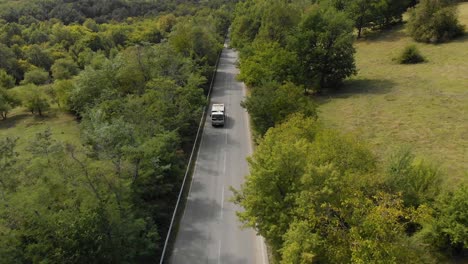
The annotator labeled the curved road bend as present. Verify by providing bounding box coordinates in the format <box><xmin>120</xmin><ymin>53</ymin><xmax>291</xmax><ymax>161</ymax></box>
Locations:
<box><xmin>170</xmin><ymin>40</ymin><xmax>267</xmax><ymax>264</ymax></box>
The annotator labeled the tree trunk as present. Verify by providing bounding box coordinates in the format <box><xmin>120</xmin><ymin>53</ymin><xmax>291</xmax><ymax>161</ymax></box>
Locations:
<box><xmin>357</xmin><ymin>17</ymin><xmax>364</xmax><ymax>38</ymax></box>
<box><xmin>132</xmin><ymin>158</ymin><xmax>141</xmax><ymax>183</ymax></box>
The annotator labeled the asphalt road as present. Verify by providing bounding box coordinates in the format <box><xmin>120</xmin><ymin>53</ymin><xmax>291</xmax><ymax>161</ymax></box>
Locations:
<box><xmin>170</xmin><ymin>41</ymin><xmax>267</xmax><ymax>264</ymax></box>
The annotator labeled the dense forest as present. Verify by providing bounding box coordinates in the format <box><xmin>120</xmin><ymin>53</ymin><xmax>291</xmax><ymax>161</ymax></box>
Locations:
<box><xmin>1</xmin><ymin>0</ymin><xmax>466</xmax><ymax>263</ymax></box>
<box><xmin>0</xmin><ymin>0</ymin><xmax>232</xmax><ymax>262</ymax></box>
<box><xmin>231</xmin><ymin>0</ymin><xmax>467</xmax><ymax>263</ymax></box>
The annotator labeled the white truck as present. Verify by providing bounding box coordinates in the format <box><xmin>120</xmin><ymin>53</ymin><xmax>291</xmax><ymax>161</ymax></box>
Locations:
<box><xmin>211</xmin><ymin>104</ymin><xmax>225</xmax><ymax>127</ymax></box>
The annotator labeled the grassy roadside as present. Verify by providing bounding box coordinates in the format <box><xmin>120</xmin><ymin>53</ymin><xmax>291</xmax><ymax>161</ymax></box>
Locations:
<box><xmin>318</xmin><ymin>3</ymin><xmax>468</xmax><ymax>185</ymax></box>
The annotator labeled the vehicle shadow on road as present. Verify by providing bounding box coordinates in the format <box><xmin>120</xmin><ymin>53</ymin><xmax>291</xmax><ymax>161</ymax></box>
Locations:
<box><xmin>223</xmin><ymin>115</ymin><xmax>235</xmax><ymax>130</ymax></box>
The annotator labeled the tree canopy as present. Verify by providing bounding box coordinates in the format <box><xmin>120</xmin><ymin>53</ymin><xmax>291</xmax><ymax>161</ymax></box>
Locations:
<box><xmin>234</xmin><ymin>114</ymin><xmax>464</xmax><ymax>263</ymax></box>
<box><xmin>0</xmin><ymin>0</ymin><xmax>233</xmax><ymax>262</ymax></box>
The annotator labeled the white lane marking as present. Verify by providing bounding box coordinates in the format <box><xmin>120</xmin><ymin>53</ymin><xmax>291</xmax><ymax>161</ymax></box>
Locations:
<box><xmin>222</xmin><ymin>150</ymin><xmax>227</xmax><ymax>175</ymax></box>
<box><xmin>225</xmin><ymin>125</ymin><xmax>228</xmax><ymax>147</ymax></box>
<box><xmin>258</xmin><ymin>235</ymin><xmax>267</xmax><ymax>264</ymax></box>
<box><xmin>217</xmin><ymin>239</ymin><xmax>222</xmax><ymax>264</ymax></box>
<box><xmin>220</xmin><ymin>186</ymin><xmax>225</xmax><ymax>220</ymax></box>
<box><xmin>182</xmin><ymin>122</ymin><xmax>207</xmax><ymax>220</ymax></box>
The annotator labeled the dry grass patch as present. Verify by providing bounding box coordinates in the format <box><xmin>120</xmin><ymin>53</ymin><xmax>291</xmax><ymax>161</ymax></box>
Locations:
<box><xmin>318</xmin><ymin>3</ymin><xmax>468</xmax><ymax>184</ymax></box>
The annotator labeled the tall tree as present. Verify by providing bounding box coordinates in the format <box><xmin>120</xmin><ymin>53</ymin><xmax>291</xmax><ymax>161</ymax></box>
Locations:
<box><xmin>0</xmin><ymin>88</ymin><xmax>21</xmax><ymax>120</ymax></box>
<box><xmin>0</xmin><ymin>69</ymin><xmax>15</xmax><ymax>88</ymax></box>
<box><xmin>22</xmin><ymin>84</ymin><xmax>50</xmax><ymax>116</ymax></box>
<box><xmin>24</xmin><ymin>44</ymin><xmax>54</xmax><ymax>71</ymax></box>
<box><xmin>241</xmin><ymin>82</ymin><xmax>316</xmax><ymax>135</ymax></box>
<box><xmin>238</xmin><ymin>41</ymin><xmax>298</xmax><ymax>87</ymax></box>
<box><xmin>290</xmin><ymin>5</ymin><xmax>356</xmax><ymax>90</ymax></box>
<box><xmin>345</xmin><ymin>0</ymin><xmax>380</xmax><ymax>38</ymax></box>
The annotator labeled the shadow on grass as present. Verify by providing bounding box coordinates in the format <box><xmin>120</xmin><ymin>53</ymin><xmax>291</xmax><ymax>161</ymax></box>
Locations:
<box><xmin>0</xmin><ymin>110</ymin><xmax>60</xmax><ymax>130</ymax></box>
<box><xmin>449</xmin><ymin>33</ymin><xmax>468</xmax><ymax>44</ymax></box>
<box><xmin>0</xmin><ymin>113</ymin><xmax>30</xmax><ymax>129</ymax></box>
<box><xmin>358</xmin><ymin>24</ymin><xmax>408</xmax><ymax>43</ymax></box>
<box><xmin>316</xmin><ymin>78</ymin><xmax>396</xmax><ymax>103</ymax></box>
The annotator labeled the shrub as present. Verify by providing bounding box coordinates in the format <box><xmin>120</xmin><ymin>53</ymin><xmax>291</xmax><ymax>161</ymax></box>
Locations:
<box><xmin>408</xmin><ymin>0</ymin><xmax>465</xmax><ymax>43</ymax></box>
<box><xmin>51</xmin><ymin>58</ymin><xmax>79</xmax><ymax>80</ymax></box>
<box><xmin>385</xmin><ymin>149</ymin><xmax>442</xmax><ymax>207</ymax></box>
<box><xmin>21</xmin><ymin>68</ymin><xmax>50</xmax><ymax>85</ymax></box>
<box><xmin>0</xmin><ymin>69</ymin><xmax>15</xmax><ymax>88</ymax></box>
<box><xmin>0</xmin><ymin>88</ymin><xmax>21</xmax><ymax>120</ymax></box>
<box><xmin>397</xmin><ymin>45</ymin><xmax>426</xmax><ymax>64</ymax></box>
<box><xmin>423</xmin><ymin>185</ymin><xmax>468</xmax><ymax>256</ymax></box>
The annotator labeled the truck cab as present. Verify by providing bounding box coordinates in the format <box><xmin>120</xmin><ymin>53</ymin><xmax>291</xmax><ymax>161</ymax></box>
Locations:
<box><xmin>211</xmin><ymin>104</ymin><xmax>225</xmax><ymax>127</ymax></box>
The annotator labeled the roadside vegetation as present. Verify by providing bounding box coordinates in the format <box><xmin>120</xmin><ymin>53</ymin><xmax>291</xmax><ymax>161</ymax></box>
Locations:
<box><xmin>230</xmin><ymin>0</ymin><xmax>467</xmax><ymax>263</ymax></box>
<box><xmin>0</xmin><ymin>0</ymin><xmax>231</xmax><ymax>262</ymax></box>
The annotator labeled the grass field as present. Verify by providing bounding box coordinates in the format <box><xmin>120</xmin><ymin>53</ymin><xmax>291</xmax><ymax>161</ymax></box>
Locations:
<box><xmin>0</xmin><ymin>86</ymin><xmax>81</xmax><ymax>154</ymax></box>
<box><xmin>318</xmin><ymin>3</ymin><xmax>468</xmax><ymax>184</ymax></box>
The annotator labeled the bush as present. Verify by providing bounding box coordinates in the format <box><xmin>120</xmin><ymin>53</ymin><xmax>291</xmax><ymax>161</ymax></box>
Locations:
<box><xmin>385</xmin><ymin>149</ymin><xmax>442</xmax><ymax>207</ymax></box>
<box><xmin>408</xmin><ymin>0</ymin><xmax>465</xmax><ymax>43</ymax></box>
<box><xmin>397</xmin><ymin>45</ymin><xmax>426</xmax><ymax>64</ymax></box>
<box><xmin>423</xmin><ymin>185</ymin><xmax>468</xmax><ymax>256</ymax></box>
<box><xmin>21</xmin><ymin>68</ymin><xmax>50</xmax><ymax>85</ymax></box>
<box><xmin>0</xmin><ymin>88</ymin><xmax>21</xmax><ymax>120</ymax></box>
<box><xmin>51</xmin><ymin>58</ymin><xmax>79</xmax><ymax>80</ymax></box>
<box><xmin>0</xmin><ymin>69</ymin><xmax>15</xmax><ymax>88</ymax></box>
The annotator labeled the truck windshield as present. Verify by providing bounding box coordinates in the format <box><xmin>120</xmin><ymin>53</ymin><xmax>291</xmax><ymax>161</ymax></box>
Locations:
<box><xmin>212</xmin><ymin>114</ymin><xmax>224</xmax><ymax>120</ymax></box>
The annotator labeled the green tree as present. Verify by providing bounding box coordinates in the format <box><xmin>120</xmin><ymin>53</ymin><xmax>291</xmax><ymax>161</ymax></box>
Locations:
<box><xmin>51</xmin><ymin>58</ymin><xmax>79</xmax><ymax>80</ymax></box>
<box><xmin>81</xmin><ymin>109</ymin><xmax>136</xmax><ymax>176</ymax></box>
<box><xmin>290</xmin><ymin>6</ymin><xmax>356</xmax><ymax>91</ymax></box>
<box><xmin>256</xmin><ymin>0</ymin><xmax>300</xmax><ymax>45</ymax></box>
<box><xmin>230</xmin><ymin>0</ymin><xmax>262</xmax><ymax>49</ymax></box>
<box><xmin>24</xmin><ymin>44</ymin><xmax>54</xmax><ymax>70</ymax></box>
<box><xmin>128</xmin><ymin>19</ymin><xmax>163</xmax><ymax>44</ymax></box>
<box><xmin>385</xmin><ymin>149</ymin><xmax>442</xmax><ymax>207</ymax></box>
<box><xmin>407</xmin><ymin>0</ymin><xmax>465</xmax><ymax>43</ymax></box>
<box><xmin>233</xmin><ymin>114</ymin><xmax>318</xmax><ymax>251</ymax></box>
<box><xmin>0</xmin><ymin>43</ymin><xmax>22</xmax><ymax>81</ymax></box>
<box><xmin>69</xmin><ymin>55</ymin><xmax>114</xmax><ymax>114</ymax></box>
<box><xmin>83</xmin><ymin>18</ymin><xmax>99</xmax><ymax>32</ymax></box>
<box><xmin>241</xmin><ymin>82</ymin><xmax>317</xmax><ymax>135</ymax></box>
<box><xmin>0</xmin><ymin>69</ymin><xmax>16</xmax><ymax>88</ymax></box>
<box><xmin>234</xmin><ymin>114</ymin><xmax>434</xmax><ymax>262</ymax></box>
<box><xmin>280</xmin><ymin>221</ymin><xmax>318</xmax><ymax>264</ymax></box>
<box><xmin>158</xmin><ymin>14</ymin><xmax>177</xmax><ymax>34</ymax></box>
<box><xmin>169</xmin><ymin>16</ymin><xmax>222</xmax><ymax>73</ymax></box>
<box><xmin>23</xmin><ymin>84</ymin><xmax>50</xmax><ymax>116</ymax></box>
<box><xmin>0</xmin><ymin>87</ymin><xmax>21</xmax><ymax>120</ymax></box>
<box><xmin>53</xmin><ymin>79</ymin><xmax>73</xmax><ymax>110</ymax></box>
<box><xmin>423</xmin><ymin>185</ymin><xmax>468</xmax><ymax>256</ymax></box>
<box><xmin>238</xmin><ymin>41</ymin><xmax>298</xmax><ymax>87</ymax></box>
<box><xmin>375</xmin><ymin>0</ymin><xmax>411</xmax><ymax>28</ymax></box>
<box><xmin>0</xmin><ymin>137</ymin><xmax>19</xmax><ymax>195</ymax></box>
<box><xmin>21</xmin><ymin>68</ymin><xmax>50</xmax><ymax>85</ymax></box>
<box><xmin>50</xmin><ymin>22</ymin><xmax>79</xmax><ymax>50</ymax></box>
<box><xmin>344</xmin><ymin>0</ymin><xmax>380</xmax><ymax>38</ymax></box>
